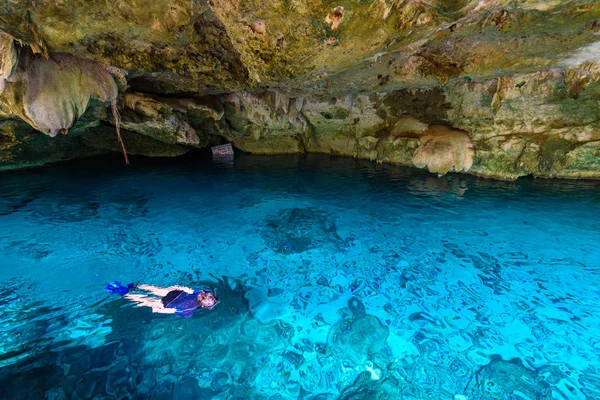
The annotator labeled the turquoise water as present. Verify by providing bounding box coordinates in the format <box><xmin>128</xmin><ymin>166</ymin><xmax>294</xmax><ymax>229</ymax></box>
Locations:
<box><xmin>1</xmin><ymin>154</ymin><xmax>599</xmax><ymax>399</ymax></box>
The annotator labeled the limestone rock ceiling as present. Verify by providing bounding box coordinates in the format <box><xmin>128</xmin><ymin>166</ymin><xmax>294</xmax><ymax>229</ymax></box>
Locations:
<box><xmin>0</xmin><ymin>0</ymin><xmax>600</xmax><ymax>179</ymax></box>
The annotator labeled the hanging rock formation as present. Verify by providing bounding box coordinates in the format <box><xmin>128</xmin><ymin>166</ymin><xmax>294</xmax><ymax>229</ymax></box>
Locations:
<box><xmin>0</xmin><ymin>33</ymin><xmax>17</xmax><ymax>94</ymax></box>
<box><xmin>9</xmin><ymin>53</ymin><xmax>117</xmax><ymax>137</ymax></box>
<box><xmin>412</xmin><ymin>126</ymin><xmax>474</xmax><ymax>176</ymax></box>
<box><xmin>0</xmin><ymin>0</ymin><xmax>600</xmax><ymax>179</ymax></box>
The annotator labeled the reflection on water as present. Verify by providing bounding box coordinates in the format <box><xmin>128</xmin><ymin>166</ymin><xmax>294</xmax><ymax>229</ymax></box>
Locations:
<box><xmin>0</xmin><ymin>153</ymin><xmax>599</xmax><ymax>399</ymax></box>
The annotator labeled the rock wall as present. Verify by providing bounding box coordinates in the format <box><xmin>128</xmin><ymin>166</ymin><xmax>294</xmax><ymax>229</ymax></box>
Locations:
<box><xmin>1</xmin><ymin>0</ymin><xmax>600</xmax><ymax>179</ymax></box>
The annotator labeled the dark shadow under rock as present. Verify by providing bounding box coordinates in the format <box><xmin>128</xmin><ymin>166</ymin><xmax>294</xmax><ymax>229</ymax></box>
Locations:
<box><xmin>260</xmin><ymin>207</ymin><xmax>345</xmax><ymax>254</ymax></box>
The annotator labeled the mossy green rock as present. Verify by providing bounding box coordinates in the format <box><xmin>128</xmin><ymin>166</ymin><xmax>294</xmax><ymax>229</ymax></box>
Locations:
<box><xmin>0</xmin><ymin>119</ymin><xmax>104</xmax><ymax>170</ymax></box>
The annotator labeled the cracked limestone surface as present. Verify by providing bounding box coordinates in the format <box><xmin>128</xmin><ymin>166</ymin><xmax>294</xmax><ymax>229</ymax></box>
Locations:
<box><xmin>1</xmin><ymin>0</ymin><xmax>600</xmax><ymax>179</ymax></box>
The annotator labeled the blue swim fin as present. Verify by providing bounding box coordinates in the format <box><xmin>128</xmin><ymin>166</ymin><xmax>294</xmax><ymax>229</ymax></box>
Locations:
<box><xmin>105</xmin><ymin>281</ymin><xmax>135</xmax><ymax>295</ymax></box>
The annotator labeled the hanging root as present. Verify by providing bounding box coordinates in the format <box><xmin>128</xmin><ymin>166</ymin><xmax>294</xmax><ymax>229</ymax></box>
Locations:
<box><xmin>111</xmin><ymin>99</ymin><xmax>130</xmax><ymax>165</ymax></box>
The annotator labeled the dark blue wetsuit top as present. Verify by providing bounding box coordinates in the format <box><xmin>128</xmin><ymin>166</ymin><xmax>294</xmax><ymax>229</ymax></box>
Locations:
<box><xmin>161</xmin><ymin>290</ymin><xmax>202</xmax><ymax>318</ymax></box>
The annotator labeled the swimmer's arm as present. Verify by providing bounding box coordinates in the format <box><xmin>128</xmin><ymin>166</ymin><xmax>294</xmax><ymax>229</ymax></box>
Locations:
<box><xmin>124</xmin><ymin>293</ymin><xmax>154</xmax><ymax>305</ymax></box>
<box><xmin>124</xmin><ymin>294</ymin><xmax>177</xmax><ymax>314</ymax></box>
<box><xmin>136</xmin><ymin>284</ymin><xmax>172</xmax><ymax>297</ymax></box>
<box><xmin>152</xmin><ymin>307</ymin><xmax>177</xmax><ymax>314</ymax></box>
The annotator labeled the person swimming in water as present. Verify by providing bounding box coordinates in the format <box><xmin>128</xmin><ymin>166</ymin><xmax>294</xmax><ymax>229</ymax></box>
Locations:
<box><xmin>106</xmin><ymin>282</ymin><xmax>218</xmax><ymax>318</ymax></box>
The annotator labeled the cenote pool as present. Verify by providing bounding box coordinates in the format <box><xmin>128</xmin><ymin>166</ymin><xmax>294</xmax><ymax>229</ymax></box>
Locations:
<box><xmin>0</xmin><ymin>154</ymin><xmax>599</xmax><ymax>400</ymax></box>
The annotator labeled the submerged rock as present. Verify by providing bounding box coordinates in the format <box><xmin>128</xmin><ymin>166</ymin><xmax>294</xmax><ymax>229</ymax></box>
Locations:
<box><xmin>327</xmin><ymin>298</ymin><xmax>389</xmax><ymax>366</ymax></box>
<box><xmin>464</xmin><ymin>356</ymin><xmax>584</xmax><ymax>399</ymax></box>
<box><xmin>337</xmin><ymin>372</ymin><xmax>404</xmax><ymax>400</ymax></box>
<box><xmin>261</xmin><ymin>207</ymin><xmax>345</xmax><ymax>254</ymax></box>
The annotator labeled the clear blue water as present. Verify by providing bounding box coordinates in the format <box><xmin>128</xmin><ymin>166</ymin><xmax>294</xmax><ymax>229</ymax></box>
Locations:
<box><xmin>1</xmin><ymin>154</ymin><xmax>600</xmax><ymax>400</ymax></box>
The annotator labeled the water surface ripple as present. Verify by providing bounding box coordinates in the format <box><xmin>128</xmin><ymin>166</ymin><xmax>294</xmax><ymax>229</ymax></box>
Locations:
<box><xmin>0</xmin><ymin>154</ymin><xmax>599</xmax><ymax>399</ymax></box>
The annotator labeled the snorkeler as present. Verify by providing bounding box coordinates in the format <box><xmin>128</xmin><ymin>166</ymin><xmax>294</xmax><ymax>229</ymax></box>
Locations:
<box><xmin>106</xmin><ymin>282</ymin><xmax>218</xmax><ymax>318</ymax></box>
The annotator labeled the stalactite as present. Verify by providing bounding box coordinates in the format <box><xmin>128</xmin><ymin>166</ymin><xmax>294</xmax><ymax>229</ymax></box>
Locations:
<box><xmin>274</xmin><ymin>90</ymin><xmax>281</xmax><ymax>111</ymax></box>
<box><xmin>412</xmin><ymin>127</ymin><xmax>474</xmax><ymax>176</ymax></box>
<box><xmin>297</xmin><ymin>112</ymin><xmax>308</xmax><ymax>132</ymax></box>
<box><xmin>295</xmin><ymin>97</ymin><xmax>304</xmax><ymax>112</ymax></box>
<box><xmin>227</xmin><ymin>93</ymin><xmax>241</xmax><ymax>114</ymax></box>
<box><xmin>344</xmin><ymin>93</ymin><xmax>354</xmax><ymax>110</ymax></box>
<box><xmin>18</xmin><ymin>53</ymin><xmax>118</xmax><ymax>137</ymax></box>
<box><xmin>0</xmin><ymin>33</ymin><xmax>17</xmax><ymax>95</ymax></box>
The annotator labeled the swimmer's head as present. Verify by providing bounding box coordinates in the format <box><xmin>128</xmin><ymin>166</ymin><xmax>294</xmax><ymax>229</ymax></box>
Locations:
<box><xmin>197</xmin><ymin>291</ymin><xmax>218</xmax><ymax>309</ymax></box>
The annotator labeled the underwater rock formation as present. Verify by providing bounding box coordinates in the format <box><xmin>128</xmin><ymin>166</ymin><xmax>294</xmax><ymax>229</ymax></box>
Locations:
<box><xmin>261</xmin><ymin>207</ymin><xmax>345</xmax><ymax>254</ymax></box>
<box><xmin>1</xmin><ymin>0</ymin><xmax>600</xmax><ymax>179</ymax></box>
<box><xmin>327</xmin><ymin>297</ymin><xmax>389</xmax><ymax>366</ymax></box>
<box><xmin>463</xmin><ymin>356</ymin><xmax>584</xmax><ymax>399</ymax></box>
